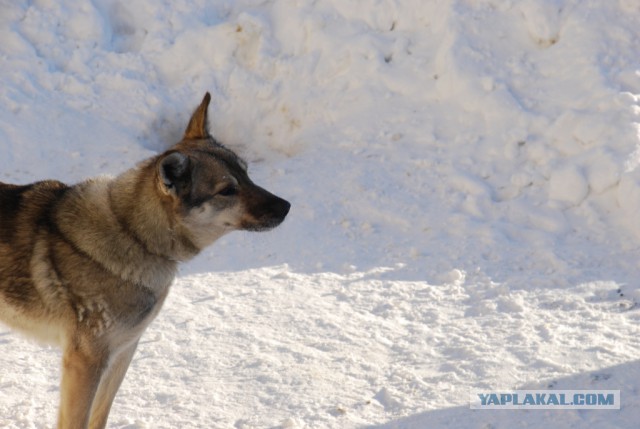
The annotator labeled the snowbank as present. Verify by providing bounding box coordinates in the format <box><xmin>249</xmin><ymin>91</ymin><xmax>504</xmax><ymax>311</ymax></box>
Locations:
<box><xmin>3</xmin><ymin>0</ymin><xmax>638</xmax><ymax>285</ymax></box>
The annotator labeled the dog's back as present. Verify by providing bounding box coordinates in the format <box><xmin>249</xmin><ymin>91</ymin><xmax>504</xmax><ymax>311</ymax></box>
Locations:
<box><xmin>0</xmin><ymin>180</ymin><xmax>68</xmax><ymax>239</ymax></box>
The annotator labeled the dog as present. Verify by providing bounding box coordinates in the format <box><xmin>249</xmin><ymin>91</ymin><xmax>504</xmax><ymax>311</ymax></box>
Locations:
<box><xmin>0</xmin><ymin>92</ymin><xmax>290</xmax><ymax>429</ymax></box>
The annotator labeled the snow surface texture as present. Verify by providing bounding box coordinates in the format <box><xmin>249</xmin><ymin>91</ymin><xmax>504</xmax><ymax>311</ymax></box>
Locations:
<box><xmin>0</xmin><ymin>0</ymin><xmax>639</xmax><ymax>428</ymax></box>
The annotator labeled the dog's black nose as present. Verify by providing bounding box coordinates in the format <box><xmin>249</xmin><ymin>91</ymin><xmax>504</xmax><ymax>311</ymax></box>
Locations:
<box><xmin>261</xmin><ymin>195</ymin><xmax>290</xmax><ymax>230</ymax></box>
<box><xmin>243</xmin><ymin>190</ymin><xmax>291</xmax><ymax>231</ymax></box>
<box><xmin>275</xmin><ymin>197</ymin><xmax>291</xmax><ymax>219</ymax></box>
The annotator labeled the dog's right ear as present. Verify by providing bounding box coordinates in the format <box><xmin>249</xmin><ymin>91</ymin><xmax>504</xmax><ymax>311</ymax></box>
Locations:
<box><xmin>159</xmin><ymin>152</ymin><xmax>190</xmax><ymax>194</ymax></box>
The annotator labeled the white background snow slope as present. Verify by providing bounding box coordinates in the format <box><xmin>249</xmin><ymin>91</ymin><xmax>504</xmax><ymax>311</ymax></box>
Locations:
<box><xmin>1</xmin><ymin>0</ymin><xmax>640</xmax><ymax>428</ymax></box>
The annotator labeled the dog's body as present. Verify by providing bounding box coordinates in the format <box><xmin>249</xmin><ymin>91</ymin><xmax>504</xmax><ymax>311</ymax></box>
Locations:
<box><xmin>0</xmin><ymin>93</ymin><xmax>290</xmax><ymax>429</ymax></box>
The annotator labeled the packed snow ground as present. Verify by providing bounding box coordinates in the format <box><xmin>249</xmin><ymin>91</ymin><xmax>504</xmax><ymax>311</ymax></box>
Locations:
<box><xmin>1</xmin><ymin>0</ymin><xmax>640</xmax><ymax>428</ymax></box>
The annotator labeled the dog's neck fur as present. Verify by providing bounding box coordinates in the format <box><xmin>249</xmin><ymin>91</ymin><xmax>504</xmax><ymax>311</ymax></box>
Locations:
<box><xmin>108</xmin><ymin>158</ymin><xmax>202</xmax><ymax>263</ymax></box>
<box><xmin>53</xmin><ymin>159</ymin><xmax>202</xmax><ymax>292</ymax></box>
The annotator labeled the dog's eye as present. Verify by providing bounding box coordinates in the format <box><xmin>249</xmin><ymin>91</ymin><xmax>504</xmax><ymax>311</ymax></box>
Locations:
<box><xmin>217</xmin><ymin>186</ymin><xmax>238</xmax><ymax>197</ymax></box>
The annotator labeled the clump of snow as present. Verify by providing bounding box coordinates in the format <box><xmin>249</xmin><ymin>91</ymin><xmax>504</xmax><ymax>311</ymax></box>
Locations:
<box><xmin>548</xmin><ymin>164</ymin><xmax>589</xmax><ymax>206</ymax></box>
<box><xmin>0</xmin><ymin>0</ymin><xmax>640</xmax><ymax>428</ymax></box>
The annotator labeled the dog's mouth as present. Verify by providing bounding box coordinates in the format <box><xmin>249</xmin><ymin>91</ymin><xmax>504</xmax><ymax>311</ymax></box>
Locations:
<box><xmin>241</xmin><ymin>216</ymin><xmax>287</xmax><ymax>232</ymax></box>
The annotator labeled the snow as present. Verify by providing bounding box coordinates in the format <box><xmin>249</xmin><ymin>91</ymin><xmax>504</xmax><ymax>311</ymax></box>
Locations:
<box><xmin>1</xmin><ymin>0</ymin><xmax>640</xmax><ymax>428</ymax></box>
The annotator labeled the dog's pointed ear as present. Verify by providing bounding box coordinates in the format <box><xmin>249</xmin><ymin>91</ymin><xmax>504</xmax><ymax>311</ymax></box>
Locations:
<box><xmin>159</xmin><ymin>152</ymin><xmax>190</xmax><ymax>193</ymax></box>
<box><xmin>184</xmin><ymin>92</ymin><xmax>211</xmax><ymax>140</ymax></box>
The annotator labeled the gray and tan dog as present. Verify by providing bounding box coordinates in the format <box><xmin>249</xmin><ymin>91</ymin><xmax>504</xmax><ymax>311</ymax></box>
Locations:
<box><xmin>0</xmin><ymin>93</ymin><xmax>290</xmax><ymax>429</ymax></box>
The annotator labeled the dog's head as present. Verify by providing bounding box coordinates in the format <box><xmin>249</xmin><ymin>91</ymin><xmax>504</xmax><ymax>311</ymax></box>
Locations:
<box><xmin>155</xmin><ymin>93</ymin><xmax>290</xmax><ymax>249</ymax></box>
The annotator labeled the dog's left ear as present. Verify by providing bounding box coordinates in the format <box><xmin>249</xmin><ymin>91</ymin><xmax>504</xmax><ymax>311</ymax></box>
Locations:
<box><xmin>184</xmin><ymin>92</ymin><xmax>211</xmax><ymax>140</ymax></box>
<box><xmin>159</xmin><ymin>152</ymin><xmax>191</xmax><ymax>194</ymax></box>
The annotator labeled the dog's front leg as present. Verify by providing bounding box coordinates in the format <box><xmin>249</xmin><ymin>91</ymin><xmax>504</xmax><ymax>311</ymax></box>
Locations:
<box><xmin>57</xmin><ymin>340</ymin><xmax>109</xmax><ymax>429</ymax></box>
<box><xmin>88</xmin><ymin>341</ymin><xmax>139</xmax><ymax>429</ymax></box>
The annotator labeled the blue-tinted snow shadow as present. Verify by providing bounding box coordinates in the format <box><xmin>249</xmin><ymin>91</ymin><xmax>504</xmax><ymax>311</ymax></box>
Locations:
<box><xmin>364</xmin><ymin>360</ymin><xmax>640</xmax><ymax>429</ymax></box>
<box><xmin>183</xmin><ymin>223</ymin><xmax>640</xmax><ymax>292</ymax></box>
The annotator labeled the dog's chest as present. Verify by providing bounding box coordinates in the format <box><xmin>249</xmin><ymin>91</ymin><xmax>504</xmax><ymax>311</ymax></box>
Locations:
<box><xmin>69</xmin><ymin>267</ymin><xmax>174</xmax><ymax>335</ymax></box>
